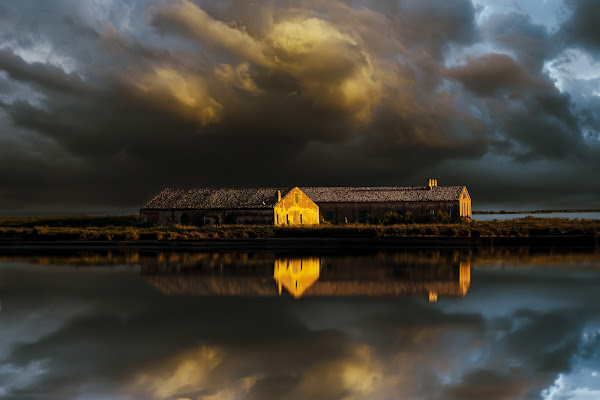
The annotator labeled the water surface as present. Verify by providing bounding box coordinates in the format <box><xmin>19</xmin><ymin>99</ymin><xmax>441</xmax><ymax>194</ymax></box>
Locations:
<box><xmin>473</xmin><ymin>211</ymin><xmax>600</xmax><ymax>220</ymax></box>
<box><xmin>1</xmin><ymin>249</ymin><xmax>599</xmax><ymax>400</ymax></box>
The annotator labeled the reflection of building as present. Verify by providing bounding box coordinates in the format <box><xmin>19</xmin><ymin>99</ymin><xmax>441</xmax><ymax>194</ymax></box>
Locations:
<box><xmin>142</xmin><ymin>255</ymin><xmax>471</xmax><ymax>300</ymax></box>
<box><xmin>140</xmin><ymin>187</ymin><xmax>319</xmax><ymax>227</ymax></box>
<box><xmin>428</xmin><ymin>261</ymin><xmax>470</xmax><ymax>302</ymax></box>
<box><xmin>274</xmin><ymin>258</ymin><xmax>320</xmax><ymax>298</ymax></box>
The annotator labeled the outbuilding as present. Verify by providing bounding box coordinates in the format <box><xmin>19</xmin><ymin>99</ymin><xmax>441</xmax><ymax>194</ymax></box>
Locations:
<box><xmin>301</xmin><ymin>180</ymin><xmax>471</xmax><ymax>223</ymax></box>
<box><xmin>140</xmin><ymin>187</ymin><xmax>319</xmax><ymax>227</ymax></box>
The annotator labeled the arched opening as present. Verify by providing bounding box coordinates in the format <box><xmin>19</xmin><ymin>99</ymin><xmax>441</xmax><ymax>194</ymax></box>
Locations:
<box><xmin>180</xmin><ymin>213</ymin><xmax>190</xmax><ymax>225</ymax></box>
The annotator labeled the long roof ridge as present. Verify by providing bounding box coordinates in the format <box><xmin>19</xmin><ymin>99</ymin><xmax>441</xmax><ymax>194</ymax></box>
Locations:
<box><xmin>142</xmin><ymin>187</ymin><xmax>293</xmax><ymax>210</ymax></box>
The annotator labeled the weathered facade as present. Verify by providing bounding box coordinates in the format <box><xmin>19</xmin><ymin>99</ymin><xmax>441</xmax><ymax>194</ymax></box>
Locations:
<box><xmin>140</xmin><ymin>187</ymin><xmax>319</xmax><ymax>227</ymax></box>
<box><xmin>301</xmin><ymin>180</ymin><xmax>471</xmax><ymax>223</ymax></box>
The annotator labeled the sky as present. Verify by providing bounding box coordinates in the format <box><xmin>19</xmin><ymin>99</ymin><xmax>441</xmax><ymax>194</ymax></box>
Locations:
<box><xmin>0</xmin><ymin>0</ymin><xmax>599</xmax><ymax>212</ymax></box>
<box><xmin>1</xmin><ymin>252</ymin><xmax>600</xmax><ymax>399</ymax></box>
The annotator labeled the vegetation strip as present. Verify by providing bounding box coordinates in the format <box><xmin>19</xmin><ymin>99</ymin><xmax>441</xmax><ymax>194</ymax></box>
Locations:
<box><xmin>0</xmin><ymin>215</ymin><xmax>598</xmax><ymax>241</ymax></box>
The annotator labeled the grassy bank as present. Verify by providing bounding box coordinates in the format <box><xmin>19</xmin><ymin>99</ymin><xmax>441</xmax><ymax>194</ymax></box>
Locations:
<box><xmin>0</xmin><ymin>215</ymin><xmax>139</xmax><ymax>228</ymax></box>
<box><xmin>0</xmin><ymin>215</ymin><xmax>598</xmax><ymax>241</ymax></box>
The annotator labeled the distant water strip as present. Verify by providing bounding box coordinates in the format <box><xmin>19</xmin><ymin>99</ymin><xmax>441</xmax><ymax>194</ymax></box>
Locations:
<box><xmin>473</xmin><ymin>212</ymin><xmax>600</xmax><ymax>221</ymax></box>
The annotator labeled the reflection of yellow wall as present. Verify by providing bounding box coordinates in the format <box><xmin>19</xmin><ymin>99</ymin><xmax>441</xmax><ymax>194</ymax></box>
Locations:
<box><xmin>459</xmin><ymin>261</ymin><xmax>471</xmax><ymax>296</ymax></box>
<box><xmin>274</xmin><ymin>258</ymin><xmax>321</xmax><ymax>298</ymax></box>
<box><xmin>274</xmin><ymin>187</ymin><xmax>319</xmax><ymax>226</ymax></box>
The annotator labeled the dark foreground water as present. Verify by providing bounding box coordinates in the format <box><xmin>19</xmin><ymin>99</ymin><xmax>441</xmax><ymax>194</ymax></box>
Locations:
<box><xmin>1</xmin><ymin>249</ymin><xmax>599</xmax><ymax>400</ymax></box>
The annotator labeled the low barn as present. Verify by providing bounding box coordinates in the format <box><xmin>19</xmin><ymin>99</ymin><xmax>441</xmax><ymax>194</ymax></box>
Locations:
<box><xmin>140</xmin><ymin>187</ymin><xmax>319</xmax><ymax>227</ymax></box>
<box><xmin>301</xmin><ymin>180</ymin><xmax>471</xmax><ymax>223</ymax></box>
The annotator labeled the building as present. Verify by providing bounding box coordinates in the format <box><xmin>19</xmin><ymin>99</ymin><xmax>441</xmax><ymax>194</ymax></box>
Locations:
<box><xmin>301</xmin><ymin>179</ymin><xmax>471</xmax><ymax>223</ymax></box>
<box><xmin>140</xmin><ymin>187</ymin><xmax>319</xmax><ymax>226</ymax></box>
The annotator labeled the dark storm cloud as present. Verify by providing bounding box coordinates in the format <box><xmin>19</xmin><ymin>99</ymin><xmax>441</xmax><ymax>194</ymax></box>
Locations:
<box><xmin>445</xmin><ymin>53</ymin><xmax>551</xmax><ymax>95</ymax></box>
<box><xmin>483</xmin><ymin>12</ymin><xmax>560</xmax><ymax>72</ymax></box>
<box><xmin>0</xmin><ymin>50</ymin><xmax>86</xmax><ymax>95</ymax></box>
<box><xmin>561</xmin><ymin>0</ymin><xmax>600</xmax><ymax>52</ymax></box>
<box><xmin>0</xmin><ymin>0</ymin><xmax>598</xmax><ymax>211</ymax></box>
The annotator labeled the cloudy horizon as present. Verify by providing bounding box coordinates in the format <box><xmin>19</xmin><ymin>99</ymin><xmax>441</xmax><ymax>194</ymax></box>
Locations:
<box><xmin>0</xmin><ymin>0</ymin><xmax>599</xmax><ymax>213</ymax></box>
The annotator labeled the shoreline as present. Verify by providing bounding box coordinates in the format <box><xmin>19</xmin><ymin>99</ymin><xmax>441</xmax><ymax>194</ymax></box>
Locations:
<box><xmin>0</xmin><ymin>235</ymin><xmax>598</xmax><ymax>251</ymax></box>
<box><xmin>473</xmin><ymin>209</ymin><xmax>600</xmax><ymax>215</ymax></box>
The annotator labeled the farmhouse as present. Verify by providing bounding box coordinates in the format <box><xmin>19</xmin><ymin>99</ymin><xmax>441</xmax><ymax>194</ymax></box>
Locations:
<box><xmin>140</xmin><ymin>187</ymin><xmax>319</xmax><ymax>227</ymax></box>
<box><xmin>140</xmin><ymin>179</ymin><xmax>471</xmax><ymax>226</ymax></box>
<box><xmin>301</xmin><ymin>180</ymin><xmax>471</xmax><ymax>223</ymax></box>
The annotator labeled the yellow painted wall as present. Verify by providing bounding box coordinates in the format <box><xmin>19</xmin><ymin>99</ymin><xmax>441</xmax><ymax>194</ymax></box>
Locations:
<box><xmin>274</xmin><ymin>187</ymin><xmax>320</xmax><ymax>226</ymax></box>
<box><xmin>459</xmin><ymin>187</ymin><xmax>472</xmax><ymax>219</ymax></box>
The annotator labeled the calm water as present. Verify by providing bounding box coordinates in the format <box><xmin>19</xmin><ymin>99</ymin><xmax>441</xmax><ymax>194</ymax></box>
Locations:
<box><xmin>473</xmin><ymin>211</ymin><xmax>600</xmax><ymax>220</ymax></box>
<box><xmin>1</xmin><ymin>249</ymin><xmax>600</xmax><ymax>400</ymax></box>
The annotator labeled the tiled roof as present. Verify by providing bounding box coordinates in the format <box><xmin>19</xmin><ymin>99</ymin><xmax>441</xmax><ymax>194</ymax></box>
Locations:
<box><xmin>300</xmin><ymin>186</ymin><xmax>466</xmax><ymax>203</ymax></box>
<box><xmin>142</xmin><ymin>188</ymin><xmax>292</xmax><ymax>210</ymax></box>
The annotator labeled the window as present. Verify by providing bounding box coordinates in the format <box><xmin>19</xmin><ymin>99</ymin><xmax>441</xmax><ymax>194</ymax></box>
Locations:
<box><xmin>326</xmin><ymin>211</ymin><xmax>334</xmax><ymax>221</ymax></box>
<box><xmin>295</xmin><ymin>193</ymin><xmax>299</xmax><ymax>203</ymax></box>
<box><xmin>276</xmin><ymin>214</ymin><xmax>279</xmax><ymax>224</ymax></box>
<box><xmin>358</xmin><ymin>210</ymin><xmax>370</xmax><ymax>222</ymax></box>
<box><xmin>180</xmin><ymin>213</ymin><xmax>189</xmax><ymax>225</ymax></box>
<box><xmin>300</xmin><ymin>214</ymin><xmax>303</xmax><ymax>224</ymax></box>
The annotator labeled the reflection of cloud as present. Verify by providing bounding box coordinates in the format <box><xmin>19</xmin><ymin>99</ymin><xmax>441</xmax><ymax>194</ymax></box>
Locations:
<box><xmin>132</xmin><ymin>346</ymin><xmax>233</xmax><ymax>399</ymax></box>
<box><xmin>0</xmin><ymin>254</ymin><xmax>600</xmax><ymax>399</ymax></box>
<box><xmin>126</xmin><ymin>337</ymin><xmax>385</xmax><ymax>400</ymax></box>
<box><xmin>0</xmin><ymin>360</ymin><xmax>49</xmax><ymax>398</ymax></box>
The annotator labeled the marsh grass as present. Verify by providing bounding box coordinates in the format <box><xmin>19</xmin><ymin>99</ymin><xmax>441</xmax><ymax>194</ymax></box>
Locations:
<box><xmin>0</xmin><ymin>215</ymin><xmax>598</xmax><ymax>241</ymax></box>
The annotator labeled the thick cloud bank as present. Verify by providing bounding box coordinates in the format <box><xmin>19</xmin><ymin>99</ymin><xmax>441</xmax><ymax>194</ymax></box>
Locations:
<box><xmin>0</xmin><ymin>0</ymin><xmax>598</xmax><ymax>211</ymax></box>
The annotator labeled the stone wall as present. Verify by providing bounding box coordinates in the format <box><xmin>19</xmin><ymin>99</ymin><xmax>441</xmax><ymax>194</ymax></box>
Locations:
<box><xmin>140</xmin><ymin>208</ymin><xmax>274</xmax><ymax>227</ymax></box>
<box><xmin>317</xmin><ymin>201</ymin><xmax>461</xmax><ymax>223</ymax></box>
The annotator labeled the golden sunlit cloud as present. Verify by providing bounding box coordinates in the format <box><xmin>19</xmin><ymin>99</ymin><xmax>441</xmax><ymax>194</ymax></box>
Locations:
<box><xmin>150</xmin><ymin>0</ymin><xmax>269</xmax><ymax>65</ymax></box>
<box><xmin>214</xmin><ymin>63</ymin><xmax>264</xmax><ymax>95</ymax></box>
<box><xmin>134</xmin><ymin>66</ymin><xmax>223</xmax><ymax>125</ymax></box>
<box><xmin>149</xmin><ymin>0</ymin><xmax>381</xmax><ymax>125</ymax></box>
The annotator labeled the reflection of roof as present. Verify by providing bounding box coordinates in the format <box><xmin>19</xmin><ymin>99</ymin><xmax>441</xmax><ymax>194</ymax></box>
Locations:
<box><xmin>145</xmin><ymin>275</ymin><xmax>278</xmax><ymax>296</ymax></box>
<box><xmin>145</xmin><ymin>276</ymin><xmax>469</xmax><ymax>297</ymax></box>
<box><xmin>300</xmin><ymin>186</ymin><xmax>465</xmax><ymax>203</ymax></box>
<box><xmin>142</xmin><ymin>188</ymin><xmax>292</xmax><ymax>210</ymax></box>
